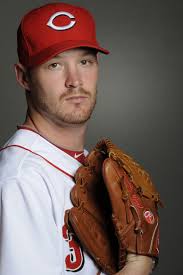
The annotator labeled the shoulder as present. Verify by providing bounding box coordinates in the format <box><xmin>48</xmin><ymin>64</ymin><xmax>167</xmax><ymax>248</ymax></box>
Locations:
<box><xmin>0</xmin><ymin>144</ymin><xmax>49</xmax><ymax>182</ymax></box>
<box><xmin>0</xmin><ymin>129</ymin><xmax>79</xmax><ymax>181</ymax></box>
<box><xmin>0</xmin><ymin>140</ymin><xmax>52</xmax><ymax>208</ymax></box>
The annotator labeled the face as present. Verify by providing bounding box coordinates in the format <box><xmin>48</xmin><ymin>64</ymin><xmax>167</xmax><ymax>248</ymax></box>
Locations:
<box><xmin>26</xmin><ymin>48</ymin><xmax>99</xmax><ymax>126</ymax></box>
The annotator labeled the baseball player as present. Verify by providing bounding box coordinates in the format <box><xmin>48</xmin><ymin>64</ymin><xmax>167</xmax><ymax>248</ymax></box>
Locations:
<box><xmin>0</xmin><ymin>2</ymin><xmax>155</xmax><ymax>275</ymax></box>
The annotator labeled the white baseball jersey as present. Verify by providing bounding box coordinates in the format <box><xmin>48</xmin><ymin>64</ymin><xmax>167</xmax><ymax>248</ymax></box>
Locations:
<box><xmin>0</xmin><ymin>128</ymin><xmax>104</xmax><ymax>275</ymax></box>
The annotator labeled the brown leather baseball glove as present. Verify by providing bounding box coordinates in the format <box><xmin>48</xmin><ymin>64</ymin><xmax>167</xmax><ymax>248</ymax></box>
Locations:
<box><xmin>65</xmin><ymin>139</ymin><xmax>162</xmax><ymax>274</ymax></box>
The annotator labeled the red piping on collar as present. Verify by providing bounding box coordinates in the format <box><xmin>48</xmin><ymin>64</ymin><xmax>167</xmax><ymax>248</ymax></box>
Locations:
<box><xmin>0</xmin><ymin>144</ymin><xmax>74</xmax><ymax>179</ymax></box>
<box><xmin>17</xmin><ymin>126</ymin><xmax>85</xmax><ymax>164</ymax></box>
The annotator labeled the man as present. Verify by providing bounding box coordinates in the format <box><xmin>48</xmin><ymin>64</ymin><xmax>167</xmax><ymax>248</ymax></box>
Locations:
<box><xmin>0</xmin><ymin>2</ymin><xmax>154</xmax><ymax>275</ymax></box>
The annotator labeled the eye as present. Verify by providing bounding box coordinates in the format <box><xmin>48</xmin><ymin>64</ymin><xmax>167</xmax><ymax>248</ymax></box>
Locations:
<box><xmin>80</xmin><ymin>59</ymin><xmax>88</xmax><ymax>65</ymax></box>
<box><xmin>48</xmin><ymin>63</ymin><xmax>62</xmax><ymax>70</ymax></box>
<box><xmin>80</xmin><ymin>59</ymin><xmax>93</xmax><ymax>66</ymax></box>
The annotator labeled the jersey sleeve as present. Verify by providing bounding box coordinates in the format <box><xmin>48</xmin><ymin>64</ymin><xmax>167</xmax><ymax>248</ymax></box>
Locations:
<box><xmin>0</xmin><ymin>171</ymin><xmax>64</xmax><ymax>275</ymax></box>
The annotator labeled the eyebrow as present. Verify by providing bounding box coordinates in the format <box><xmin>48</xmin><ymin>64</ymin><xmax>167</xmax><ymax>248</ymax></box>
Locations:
<box><xmin>53</xmin><ymin>50</ymin><xmax>97</xmax><ymax>59</ymax></box>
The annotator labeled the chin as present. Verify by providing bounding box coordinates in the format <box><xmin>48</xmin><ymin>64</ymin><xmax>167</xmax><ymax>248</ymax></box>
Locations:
<box><xmin>59</xmin><ymin>109</ymin><xmax>94</xmax><ymax>124</ymax></box>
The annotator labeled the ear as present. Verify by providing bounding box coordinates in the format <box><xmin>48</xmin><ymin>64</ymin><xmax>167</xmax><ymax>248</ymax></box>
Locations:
<box><xmin>14</xmin><ymin>63</ymin><xmax>31</xmax><ymax>91</ymax></box>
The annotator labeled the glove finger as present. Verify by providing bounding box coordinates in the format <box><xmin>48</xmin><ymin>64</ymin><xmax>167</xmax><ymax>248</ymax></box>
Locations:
<box><xmin>102</xmin><ymin>158</ymin><xmax>133</xmax><ymax>226</ymax></box>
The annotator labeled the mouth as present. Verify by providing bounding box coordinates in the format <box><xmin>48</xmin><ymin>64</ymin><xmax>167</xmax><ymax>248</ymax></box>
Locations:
<box><xmin>65</xmin><ymin>95</ymin><xmax>89</xmax><ymax>104</ymax></box>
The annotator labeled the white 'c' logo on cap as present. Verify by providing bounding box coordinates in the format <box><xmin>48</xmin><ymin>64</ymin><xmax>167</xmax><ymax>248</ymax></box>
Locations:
<box><xmin>47</xmin><ymin>11</ymin><xmax>76</xmax><ymax>31</ymax></box>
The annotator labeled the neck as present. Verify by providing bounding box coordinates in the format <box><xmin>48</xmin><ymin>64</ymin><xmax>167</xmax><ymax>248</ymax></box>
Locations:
<box><xmin>23</xmin><ymin>111</ymin><xmax>88</xmax><ymax>151</ymax></box>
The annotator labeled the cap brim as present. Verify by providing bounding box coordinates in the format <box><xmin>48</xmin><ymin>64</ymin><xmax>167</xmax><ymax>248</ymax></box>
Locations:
<box><xmin>27</xmin><ymin>40</ymin><xmax>109</xmax><ymax>68</ymax></box>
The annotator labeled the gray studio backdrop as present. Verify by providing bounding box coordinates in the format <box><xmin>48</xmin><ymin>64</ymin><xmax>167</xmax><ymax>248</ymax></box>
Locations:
<box><xmin>0</xmin><ymin>1</ymin><xmax>183</xmax><ymax>274</ymax></box>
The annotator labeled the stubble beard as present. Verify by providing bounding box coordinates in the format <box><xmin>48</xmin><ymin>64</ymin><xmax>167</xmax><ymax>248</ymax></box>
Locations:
<box><xmin>59</xmin><ymin>99</ymin><xmax>97</xmax><ymax>124</ymax></box>
<box><xmin>37</xmin><ymin>87</ymin><xmax>97</xmax><ymax>126</ymax></box>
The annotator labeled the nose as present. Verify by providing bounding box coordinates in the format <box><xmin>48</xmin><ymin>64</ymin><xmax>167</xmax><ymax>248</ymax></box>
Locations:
<box><xmin>65</xmin><ymin>66</ymin><xmax>82</xmax><ymax>89</ymax></box>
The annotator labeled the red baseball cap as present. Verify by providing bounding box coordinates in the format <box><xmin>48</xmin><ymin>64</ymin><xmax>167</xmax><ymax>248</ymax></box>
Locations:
<box><xmin>17</xmin><ymin>2</ymin><xmax>109</xmax><ymax>68</ymax></box>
